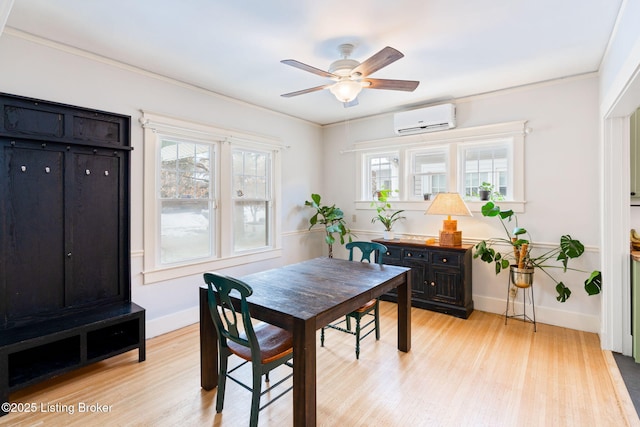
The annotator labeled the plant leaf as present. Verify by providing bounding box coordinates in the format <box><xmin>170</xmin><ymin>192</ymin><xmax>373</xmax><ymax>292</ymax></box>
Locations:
<box><xmin>481</xmin><ymin>202</ymin><xmax>500</xmax><ymax>217</ymax></box>
<box><xmin>499</xmin><ymin>209</ymin><xmax>514</xmax><ymax>220</ymax></box>
<box><xmin>311</xmin><ymin>193</ymin><xmax>321</xmax><ymax>205</ymax></box>
<box><xmin>513</xmin><ymin>227</ymin><xmax>527</xmax><ymax>236</ymax></box>
<box><xmin>560</xmin><ymin>235</ymin><xmax>585</xmax><ymax>259</ymax></box>
<box><xmin>555</xmin><ymin>282</ymin><xmax>572</xmax><ymax>302</ymax></box>
<box><xmin>584</xmin><ymin>270</ymin><xmax>602</xmax><ymax>295</ymax></box>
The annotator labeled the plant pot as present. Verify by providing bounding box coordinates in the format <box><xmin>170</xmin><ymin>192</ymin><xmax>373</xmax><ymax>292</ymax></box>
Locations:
<box><xmin>383</xmin><ymin>230</ymin><xmax>395</xmax><ymax>240</ymax></box>
<box><xmin>510</xmin><ymin>265</ymin><xmax>534</xmax><ymax>288</ymax></box>
<box><xmin>423</xmin><ymin>193</ymin><xmax>431</xmax><ymax>200</ymax></box>
<box><xmin>479</xmin><ymin>190</ymin><xmax>491</xmax><ymax>201</ymax></box>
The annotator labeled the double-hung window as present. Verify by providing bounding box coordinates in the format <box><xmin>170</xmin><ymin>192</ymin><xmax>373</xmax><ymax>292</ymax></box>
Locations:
<box><xmin>232</xmin><ymin>148</ymin><xmax>272</xmax><ymax>252</ymax></box>
<box><xmin>159</xmin><ymin>137</ymin><xmax>214</xmax><ymax>264</ymax></box>
<box><xmin>141</xmin><ymin>111</ymin><xmax>282</xmax><ymax>284</ymax></box>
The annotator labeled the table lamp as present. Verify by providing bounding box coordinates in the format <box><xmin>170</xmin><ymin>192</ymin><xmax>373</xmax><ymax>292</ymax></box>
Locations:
<box><xmin>425</xmin><ymin>192</ymin><xmax>472</xmax><ymax>246</ymax></box>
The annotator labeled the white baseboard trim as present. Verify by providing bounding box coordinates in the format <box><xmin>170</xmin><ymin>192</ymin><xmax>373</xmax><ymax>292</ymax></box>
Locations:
<box><xmin>145</xmin><ymin>306</ymin><xmax>199</xmax><ymax>339</ymax></box>
<box><xmin>473</xmin><ymin>294</ymin><xmax>600</xmax><ymax>333</ymax></box>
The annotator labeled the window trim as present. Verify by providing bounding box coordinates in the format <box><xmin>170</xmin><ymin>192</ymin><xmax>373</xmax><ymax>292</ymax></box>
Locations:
<box><xmin>141</xmin><ymin>111</ymin><xmax>284</xmax><ymax>284</ymax></box>
<box><xmin>352</xmin><ymin>120</ymin><xmax>527</xmax><ymax>213</ymax></box>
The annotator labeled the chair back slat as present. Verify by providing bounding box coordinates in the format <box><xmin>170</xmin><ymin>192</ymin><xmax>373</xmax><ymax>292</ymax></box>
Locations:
<box><xmin>346</xmin><ymin>241</ymin><xmax>388</xmax><ymax>265</ymax></box>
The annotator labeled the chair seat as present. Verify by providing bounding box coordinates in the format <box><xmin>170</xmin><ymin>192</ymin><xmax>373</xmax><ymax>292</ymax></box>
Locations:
<box><xmin>228</xmin><ymin>323</ymin><xmax>293</xmax><ymax>364</ymax></box>
<box><xmin>351</xmin><ymin>299</ymin><xmax>376</xmax><ymax>314</ymax></box>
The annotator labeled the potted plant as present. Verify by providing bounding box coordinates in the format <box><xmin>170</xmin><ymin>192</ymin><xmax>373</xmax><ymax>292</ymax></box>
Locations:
<box><xmin>473</xmin><ymin>201</ymin><xmax>602</xmax><ymax>302</ymax></box>
<box><xmin>304</xmin><ymin>193</ymin><xmax>354</xmax><ymax>258</ymax></box>
<box><xmin>479</xmin><ymin>182</ymin><xmax>493</xmax><ymax>201</ymax></box>
<box><xmin>371</xmin><ymin>189</ymin><xmax>405</xmax><ymax>240</ymax></box>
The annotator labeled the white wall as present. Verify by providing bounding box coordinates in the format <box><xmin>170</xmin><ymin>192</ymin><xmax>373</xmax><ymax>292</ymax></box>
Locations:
<box><xmin>322</xmin><ymin>75</ymin><xmax>602</xmax><ymax>332</ymax></box>
<box><xmin>598</xmin><ymin>0</ymin><xmax>640</xmax><ymax>352</ymax></box>
<box><xmin>0</xmin><ymin>31</ymin><xmax>326</xmax><ymax>337</ymax></box>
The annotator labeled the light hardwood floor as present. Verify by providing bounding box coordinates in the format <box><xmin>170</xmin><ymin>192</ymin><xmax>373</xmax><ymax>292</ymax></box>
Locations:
<box><xmin>3</xmin><ymin>302</ymin><xmax>640</xmax><ymax>427</ymax></box>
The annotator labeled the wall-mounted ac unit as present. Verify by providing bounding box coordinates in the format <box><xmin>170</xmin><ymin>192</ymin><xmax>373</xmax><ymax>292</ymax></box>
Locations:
<box><xmin>394</xmin><ymin>103</ymin><xmax>456</xmax><ymax>135</ymax></box>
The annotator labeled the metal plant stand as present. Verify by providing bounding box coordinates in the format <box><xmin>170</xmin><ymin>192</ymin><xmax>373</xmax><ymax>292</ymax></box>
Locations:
<box><xmin>505</xmin><ymin>266</ymin><xmax>537</xmax><ymax>332</ymax></box>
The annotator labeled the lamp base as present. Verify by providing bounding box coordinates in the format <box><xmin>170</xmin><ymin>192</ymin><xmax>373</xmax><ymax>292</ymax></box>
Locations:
<box><xmin>439</xmin><ymin>230</ymin><xmax>462</xmax><ymax>246</ymax></box>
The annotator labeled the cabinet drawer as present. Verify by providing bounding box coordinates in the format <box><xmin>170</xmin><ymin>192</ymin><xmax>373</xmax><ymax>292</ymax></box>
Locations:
<box><xmin>402</xmin><ymin>248</ymin><xmax>428</xmax><ymax>261</ymax></box>
<box><xmin>381</xmin><ymin>246</ymin><xmax>402</xmax><ymax>264</ymax></box>
<box><xmin>430</xmin><ymin>251</ymin><xmax>461</xmax><ymax>267</ymax></box>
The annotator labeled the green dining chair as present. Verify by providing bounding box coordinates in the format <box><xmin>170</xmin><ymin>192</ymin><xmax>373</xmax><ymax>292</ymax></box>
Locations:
<box><xmin>204</xmin><ymin>272</ymin><xmax>294</xmax><ymax>427</ymax></box>
<box><xmin>321</xmin><ymin>241</ymin><xmax>388</xmax><ymax>359</ymax></box>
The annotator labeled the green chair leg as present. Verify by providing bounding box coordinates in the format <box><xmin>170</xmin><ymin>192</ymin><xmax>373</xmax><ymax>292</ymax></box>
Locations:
<box><xmin>250</xmin><ymin>366</ymin><xmax>262</xmax><ymax>427</ymax></box>
<box><xmin>217</xmin><ymin>352</ymin><xmax>228</xmax><ymax>413</ymax></box>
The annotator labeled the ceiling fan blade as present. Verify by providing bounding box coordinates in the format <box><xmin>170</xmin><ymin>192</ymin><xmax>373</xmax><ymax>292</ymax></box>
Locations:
<box><xmin>363</xmin><ymin>78</ymin><xmax>420</xmax><ymax>92</ymax></box>
<box><xmin>351</xmin><ymin>46</ymin><xmax>404</xmax><ymax>77</ymax></box>
<box><xmin>281</xmin><ymin>59</ymin><xmax>338</xmax><ymax>79</ymax></box>
<box><xmin>281</xmin><ymin>84</ymin><xmax>332</xmax><ymax>98</ymax></box>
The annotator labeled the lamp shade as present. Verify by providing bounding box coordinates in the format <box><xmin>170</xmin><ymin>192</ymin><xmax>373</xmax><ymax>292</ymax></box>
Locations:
<box><xmin>329</xmin><ymin>79</ymin><xmax>363</xmax><ymax>103</ymax></box>
<box><xmin>425</xmin><ymin>192</ymin><xmax>472</xmax><ymax>217</ymax></box>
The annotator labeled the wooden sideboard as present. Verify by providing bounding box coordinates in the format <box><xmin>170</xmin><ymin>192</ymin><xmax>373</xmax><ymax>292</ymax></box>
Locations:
<box><xmin>372</xmin><ymin>238</ymin><xmax>473</xmax><ymax>318</ymax></box>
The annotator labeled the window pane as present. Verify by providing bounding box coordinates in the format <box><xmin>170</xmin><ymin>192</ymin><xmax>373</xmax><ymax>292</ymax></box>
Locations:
<box><xmin>234</xmin><ymin>200</ymin><xmax>269</xmax><ymax>251</ymax></box>
<box><xmin>411</xmin><ymin>149</ymin><xmax>447</xmax><ymax>198</ymax></box>
<box><xmin>160</xmin><ymin>139</ymin><xmax>211</xmax><ymax>199</ymax></box>
<box><xmin>462</xmin><ymin>144</ymin><xmax>509</xmax><ymax>199</ymax></box>
<box><xmin>232</xmin><ymin>148</ymin><xmax>271</xmax><ymax>252</ymax></box>
<box><xmin>160</xmin><ymin>200</ymin><xmax>211</xmax><ymax>263</ymax></box>
<box><xmin>159</xmin><ymin>137</ymin><xmax>213</xmax><ymax>265</ymax></box>
<box><xmin>366</xmin><ymin>153</ymin><xmax>399</xmax><ymax>199</ymax></box>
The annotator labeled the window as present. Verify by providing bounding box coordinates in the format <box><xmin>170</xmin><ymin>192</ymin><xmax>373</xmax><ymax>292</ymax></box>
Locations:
<box><xmin>141</xmin><ymin>111</ymin><xmax>283</xmax><ymax>284</ymax></box>
<box><xmin>353</xmin><ymin>120</ymin><xmax>526</xmax><ymax>210</ymax></box>
<box><xmin>410</xmin><ymin>148</ymin><xmax>448</xmax><ymax>198</ymax></box>
<box><xmin>232</xmin><ymin>148</ymin><xmax>271</xmax><ymax>252</ymax></box>
<box><xmin>159</xmin><ymin>137</ymin><xmax>214</xmax><ymax>264</ymax></box>
<box><xmin>460</xmin><ymin>142</ymin><xmax>510</xmax><ymax>199</ymax></box>
<box><xmin>364</xmin><ymin>152</ymin><xmax>400</xmax><ymax>198</ymax></box>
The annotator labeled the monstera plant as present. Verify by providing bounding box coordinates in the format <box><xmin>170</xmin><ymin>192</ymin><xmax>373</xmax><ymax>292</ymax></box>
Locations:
<box><xmin>304</xmin><ymin>193</ymin><xmax>354</xmax><ymax>258</ymax></box>
<box><xmin>473</xmin><ymin>201</ymin><xmax>602</xmax><ymax>302</ymax></box>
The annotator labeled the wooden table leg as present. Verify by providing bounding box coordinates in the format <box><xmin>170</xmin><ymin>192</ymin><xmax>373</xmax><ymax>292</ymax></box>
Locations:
<box><xmin>397</xmin><ymin>271</ymin><xmax>412</xmax><ymax>352</ymax></box>
<box><xmin>199</xmin><ymin>286</ymin><xmax>219</xmax><ymax>390</ymax></box>
<box><xmin>292</xmin><ymin>317</ymin><xmax>317</xmax><ymax>427</ymax></box>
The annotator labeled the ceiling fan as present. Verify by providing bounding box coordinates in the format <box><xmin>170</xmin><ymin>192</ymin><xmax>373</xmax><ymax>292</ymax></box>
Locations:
<box><xmin>280</xmin><ymin>43</ymin><xmax>419</xmax><ymax>107</ymax></box>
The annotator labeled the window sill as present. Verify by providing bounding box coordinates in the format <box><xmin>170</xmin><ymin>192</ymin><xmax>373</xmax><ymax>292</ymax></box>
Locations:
<box><xmin>355</xmin><ymin>200</ymin><xmax>526</xmax><ymax>213</ymax></box>
<box><xmin>142</xmin><ymin>248</ymin><xmax>282</xmax><ymax>284</ymax></box>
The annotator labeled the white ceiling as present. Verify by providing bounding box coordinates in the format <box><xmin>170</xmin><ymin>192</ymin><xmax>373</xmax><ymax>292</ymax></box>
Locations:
<box><xmin>2</xmin><ymin>0</ymin><xmax>623</xmax><ymax>125</ymax></box>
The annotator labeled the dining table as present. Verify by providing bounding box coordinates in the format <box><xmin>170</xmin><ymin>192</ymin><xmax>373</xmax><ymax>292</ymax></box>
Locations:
<box><xmin>199</xmin><ymin>256</ymin><xmax>412</xmax><ymax>426</ymax></box>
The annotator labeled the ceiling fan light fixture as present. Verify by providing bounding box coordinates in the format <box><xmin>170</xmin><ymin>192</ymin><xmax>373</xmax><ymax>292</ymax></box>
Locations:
<box><xmin>329</xmin><ymin>79</ymin><xmax>363</xmax><ymax>103</ymax></box>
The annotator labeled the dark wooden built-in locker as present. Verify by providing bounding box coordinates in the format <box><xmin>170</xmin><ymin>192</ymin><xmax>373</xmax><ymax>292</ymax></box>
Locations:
<box><xmin>0</xmin><ymin>93</ymin><xmax>145</xmax><ymax>415</ymax></box>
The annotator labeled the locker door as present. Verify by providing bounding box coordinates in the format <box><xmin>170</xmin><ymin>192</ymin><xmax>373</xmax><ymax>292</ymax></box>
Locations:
<box><xmin>1</xmin><ymin>145</ymin><xmax>65</xmax><ymax>324</ymax></box>
<box><xmin>66</xmin><ymin>151</ymin><xmax>122</xmax><ymax>306</ymax></box>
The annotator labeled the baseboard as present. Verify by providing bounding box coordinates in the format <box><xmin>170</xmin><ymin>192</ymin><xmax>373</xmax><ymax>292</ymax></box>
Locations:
<box><xmin>145</xmin><ymin>306</ymin><xmax>199</xmax><ymax>339</ymax></box>
<box><xmin>473</xmin><ymin>294</ymin><xmax>600</xmax><ymax>333</ymax></box>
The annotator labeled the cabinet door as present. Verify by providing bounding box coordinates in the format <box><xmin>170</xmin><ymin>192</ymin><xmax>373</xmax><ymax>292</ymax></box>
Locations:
<box><xmin>66</xmin><ymin>151</ymin><xmax>122</xmax><ymax>306</ymax></box>
<box><xmin>1</xmin><ymin>145</ymin><xmax>65</xmax><ymax>324</ymax></box>
<box><xmin>426</xmin><ymin>266</ymin><xmax>462</xmax><ymax>305</ymax></box>
<box><xmin>402</xmin><ymin>249</ymin><xmax>428</xmax><ymax>301</ymax></box>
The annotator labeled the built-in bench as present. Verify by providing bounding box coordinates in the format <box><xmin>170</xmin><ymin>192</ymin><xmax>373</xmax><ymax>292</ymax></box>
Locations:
<box><xmin>0</xmin><ymin>302</ymin><xmax>145</xmax><ymax>415</ymax></box>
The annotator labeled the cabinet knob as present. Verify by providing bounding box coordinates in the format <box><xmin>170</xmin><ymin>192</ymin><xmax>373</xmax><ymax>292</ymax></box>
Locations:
<box><xmin>430</xmin><ymin>281</ymin><xmax>436</xmax><ymax>286</ymax></box>
<box><xmin>386</xmin><ymin>251</ymin><xmax>390</xmax><ymax>256</ymax></box>
<box><xmin>442</xmin><ymin>258</ymin><xmax>448</xmax><ymax>263</ymax></box>
<box><xmin>67</xmin><ymin>252</ymin><xmax>72</xmax><ymax>258</ymax></box>
<box><xmin>407</xmin><ymin>253</ymin><xmax>412</xmax><ymax>257</ymax></box>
